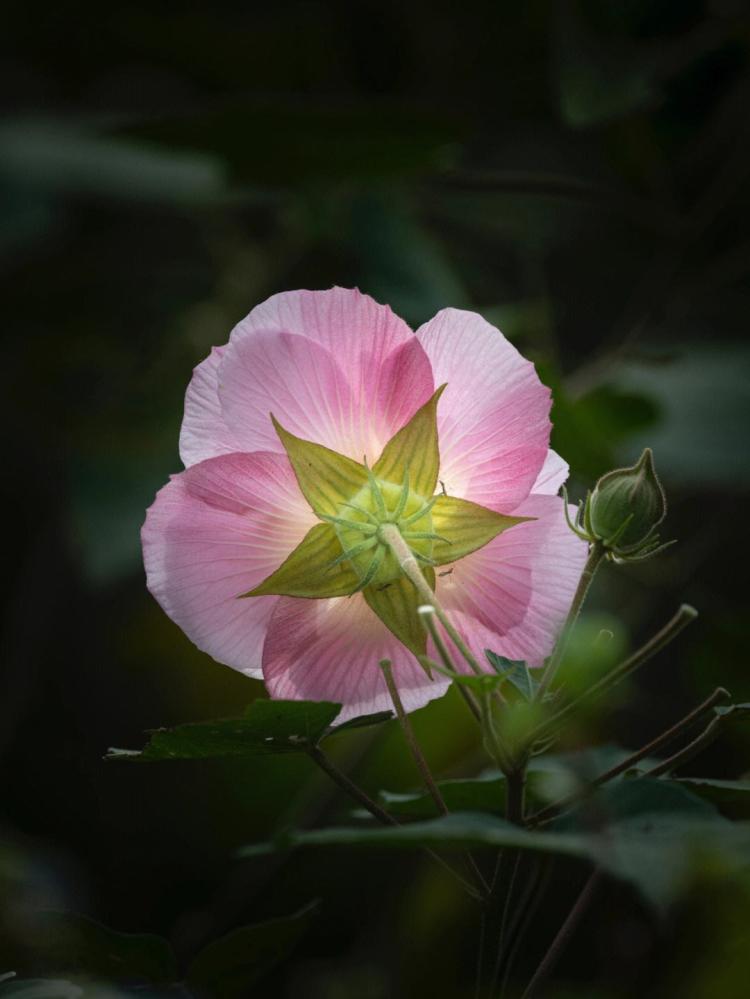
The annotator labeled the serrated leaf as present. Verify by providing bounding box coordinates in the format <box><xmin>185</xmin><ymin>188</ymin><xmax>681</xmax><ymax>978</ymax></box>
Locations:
<box><xmin>485</xmin><ymin>652</ymin><xmax>535</xmax><ymax>700</ymax></box>
<box><xmin>372</xmin><ymin>386</ymin><xmax>444</xmax><ymax>495</ymax></box>
<box><xmin>243</xmin><ymin>523</ymin><xmax>358</xmax><ymax>598</ymax></box>
<box><xmin>272</xmin><ymin>417</ymin><xmax>368</xmax><ymax>517</ymax></box>
<box><xmin>364</xmin><ymin>571</ymin><xmax>433</xmax><ymax>657</ymax></box>
<box><xmin>186</xmin><ymin>903</ymin><xmax>317</xmax><ymax>999</ymax></box>
<box><xmin>430</xmin><ymin>496</ymin><xmax>529</xmax><ymax>565</ymax></box>
<box><xmin>106</xmin><ymin>700</ymin><xmax>342</xmax><ymax>761</ymax></box>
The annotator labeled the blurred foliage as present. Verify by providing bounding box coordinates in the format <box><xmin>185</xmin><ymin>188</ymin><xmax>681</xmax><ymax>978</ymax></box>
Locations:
<box><xmin>3</xmin><ymin>0</ymin><xmax>750</xmax><ymax>996</ymax></box>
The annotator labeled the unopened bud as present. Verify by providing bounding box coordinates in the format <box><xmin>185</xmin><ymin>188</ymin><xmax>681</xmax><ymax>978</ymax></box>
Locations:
<box><xmin>588</xmin><ymin>448</ymin><xmax>666</xmax><ymax>556</ymax></box>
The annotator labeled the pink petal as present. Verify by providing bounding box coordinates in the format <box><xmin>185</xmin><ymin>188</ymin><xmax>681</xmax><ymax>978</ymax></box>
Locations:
<box><xmin>532</xmin><ymin>449</ymin><xmax>569</xmax><ymax>494</ymax></box>
<box><xmin>217</xmin><ymin>330</ymin><xmax>358</xmax><ymax>456</ymax></box>
<box><xmin>180</xmin><ymin>289</ymin><xmax>434</xmax><ymax>466</ymax></box>
<box><xmin>142</xmin><ymin>452</ymin><xmax>317</xmax><ymax>677</ymax></box>
<box><xmin>435</xmin><ymin>493</ymin><xmax>588</xmax><ymax>667</ymax></box>
<box><xmin>416</xmin><ymin>309</ymin><xmax>551</xmax><ymax>511</ymax></box>
<box><xmin>231</xmin><ymin>285</ymin><xmax>414</xmax><ymax>381</ymax></box>
<box><xmin>262</xmin><ymin>594</ymin><xmax>449</xmax><ymax>722</ymax></box>
<box><xmin>180</xmin><ymin>346</ymin><xmax>243</xmax><ymax>467</ymax></box>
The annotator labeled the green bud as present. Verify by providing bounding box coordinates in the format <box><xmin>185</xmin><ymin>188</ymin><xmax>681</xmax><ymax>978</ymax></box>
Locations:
<box><xmin>588</xmin><ymin>448</ymin><xmax>667</xmax><ymax>555</ymax></box>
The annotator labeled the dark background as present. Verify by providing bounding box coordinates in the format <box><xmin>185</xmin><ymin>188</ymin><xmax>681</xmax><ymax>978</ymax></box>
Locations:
<box><xmin>2</xmin><ymin>1</ymin><xmax>750</xmax><ymax>996</ymax></box>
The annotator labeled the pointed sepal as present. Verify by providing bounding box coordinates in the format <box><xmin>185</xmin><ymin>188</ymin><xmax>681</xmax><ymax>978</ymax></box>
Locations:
<box><xmin>430</xmin><ymin>496</ymin><xmax>530</xmax><ymax>566</ymax></box>
<box><xmin>241</xmin><ymin>523</ymin><xmax>359</xmax><ymax>598</ymax></box>
<box><xmin>372</xmin><ymin>386</ymin><xmax>445</xmax><ymax>495</ymax></box>
<box><xmin>272</xmin><ymin>416</ymin><xmax>368</xmax><ymax>518</ymax></box>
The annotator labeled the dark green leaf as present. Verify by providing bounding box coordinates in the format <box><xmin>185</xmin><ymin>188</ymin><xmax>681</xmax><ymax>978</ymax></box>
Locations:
<box><xmin>186</xmin><ymin>903</ymin><xmax>317</xmax><ymax>999</ymax></box>
<box><xmin>327</xmin><ymin>710</ymin><xmax>394</xmax><ymax>734</ymax></box>
<box><xmin>485</xmin><ymin>652</ymin><xmax>535</xmax><ymax>700</ymax></box>
<box><xmin>106</xmin><ymin>700</ymin><xmax>342</xmax><ymax>761</ymax></box>
<box><xmin>670</xmin><ymin>777</ymin><xmax>750</xmax><ymax>806</ymax></box>
<box><xmin>240</xmin><ymin>786</ymin><xmax>748</xmax><ymax>909</ymax></box>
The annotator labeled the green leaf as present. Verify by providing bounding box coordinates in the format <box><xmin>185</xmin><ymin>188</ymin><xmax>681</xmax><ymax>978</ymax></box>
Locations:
<box><xmin>327</xmin><ymin>710</ymin><xmax>394</xmax><ymax>734</ymax></box>
<box><xmin>272</xmin><ymin>416</ymin><xmax>368</xmax><ymax>517</ymax></box>
<box><xmin>485</xmin><ymin>652</ymin><xmax>535</xmax><ymax>700</ymax></box>
<box><xmin>670</xmin><ymin>777</ymin><xmax>750</xmax><ymax>807</ymax></box>
<box><xmin>240</xmin><ymin>780</ymin><xmax>747</xmax><ymax>909</ymax></box>
<box><xmin>0</xmin><ymin>911</ymin><xmax>177</xmax><ymax>984</ymax></box>
<box><xmin>186</xmin><ymin>903</ymin><xmax>317</xmax><ymax>999</ymax></box>
<box><xmin>106</xmin><ymin>700</ymin><xmax>342</xmax><ymax>761</ymax></box>
<box><xmin>364</xmin><ymin>572</ymin><xmax>433</xmax><ymax>657</ymax></box>
<box><xmin>372</xmin><ymin>386</ymin><xmax>445</xmax><ymax>495</ymax></box>
<box><xmin>243</xmin><ymin>523</ymin><xmax>358</xmax><ymax>598</ymax></box>
<box><xmin>430</xmin><ymin>496</ymin><xmax>529</xmax><ymax>565</ymax></box>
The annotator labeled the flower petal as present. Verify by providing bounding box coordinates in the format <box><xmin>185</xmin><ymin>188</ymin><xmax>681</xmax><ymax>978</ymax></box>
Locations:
<box><xmin>435</xmin><ymin>493</ymin><xmax>589</xmax><ymax>667</ymax></box>
<box><xmin>416</xmin><ymin>308</ymin><xmax>551</xmax><ymax>512</ymax></box>
<box><xmin>142</xmin><ymin>452</ymin><xmax>316</xmax><ymax>677</ymax></box>
<box><xmin>180</xmin><ymin>346</ymin><xmax>242</xmax><ymax>467</ymax></box>
<box><xmin>262</xmin><ymin>594</ymin><xmax>449</xmax><ymax>722</ymax></box>
<box><xmin>179</xmin><ymin>290</ymin><xmax>435</xmax><ymax>467</ymax></box>
<box><xmin>532</xmin><ymin>449</ymin><xmax>569</xmax><ymax>495</ymax></box>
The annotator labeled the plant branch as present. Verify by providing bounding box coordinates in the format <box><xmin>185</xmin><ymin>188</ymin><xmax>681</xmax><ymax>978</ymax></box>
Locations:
<box><xmin>530</xmin><ymin>604</ymin><xmax>698</xmax><ymax>743</ymax></box>
<box><xmin>528</xmin><ymin>686</ymin><xmax>730</xmax><ymax>827</ymax></box>
<box><xmin>536</xmin><ymin>542</ymin><xmax>606</xmax><ymax>699</ymax></box>
<box><xmin>306</xmin><ymin>744</ymin><xmax>483</xmax><ymax>901</ymax></box>
<box><xmin>642</xmin><ymin>701</ymin><xmax>750</xmax><ymax>777</ymax></box>
<box><xmin>520</xmin><ymin>869</ymin><xmax>602</xmax><ymax>999</ymax></box>
<box><xmin>380</xmin><ymin>660</ymin><xmax>449</xmax><ymax>818</ymax></box>
<box><xmin>380</xmin><ymin>522</ymin><xmax>485</xmax><ymax>677</ymax></box>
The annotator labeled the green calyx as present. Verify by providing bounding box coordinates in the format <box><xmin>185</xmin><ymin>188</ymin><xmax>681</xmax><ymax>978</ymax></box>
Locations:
<box><xmin>322</xmin><ymin>468</ymin><xmax>441</xmax><ymax>590</ymax></box>
<box><xmin>564</xmin><ymin>448</ymin><xmax>673</xmax><ymax>563</ymax></box>
<box><xmin>242</xmin><ymin>387</ymin><xmax>530</xmax><ymax>652</ymax></box>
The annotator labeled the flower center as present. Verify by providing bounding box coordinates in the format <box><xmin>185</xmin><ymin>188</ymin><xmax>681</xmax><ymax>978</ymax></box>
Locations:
<box><xmin>328</xmin><ymin>472</ymin><xmax>441</xmax><ymax>590</ymax></box>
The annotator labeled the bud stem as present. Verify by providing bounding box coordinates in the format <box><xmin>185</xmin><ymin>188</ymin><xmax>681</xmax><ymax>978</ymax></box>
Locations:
<box><xmin>530</xmin><ymin>603</ymin><xmax>698</xmax><ymax>743</ymax></box>
<box><xmin>536</xmin><ymin>541</ymin><xmax>606</xmax><ymax>699</ymax></box>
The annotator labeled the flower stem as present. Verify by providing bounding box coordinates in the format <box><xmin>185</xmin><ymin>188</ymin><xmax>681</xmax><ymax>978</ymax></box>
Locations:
<box><xmin>528</xmin><ymin>686</ymin><xmax>730</xmax><ymax>827</ymax></box>
<box><xmin>379</xmin><ymin>522</ymin><xmax>485</xmax><ymax>677</ymax></box>
<box><xmin>381</xmin><ymin>660</ymin><xmax>490</xmax><ymax>899</ymax></box>
<box><xmin>536</xmin><ymin>541</ymin><xmax>606</xmax><ymax>699</ymax></box>
<box><xmin>520</xmin><ymin>869</ymin><xmax>602</xmax><ymax>999</ymax></box>
<box><xmin>380</xmin><ymin>659</ymin><xmax>450</xmax><ymax>818</ymax></box>
<box><xmin>530</xmin><ymin>603</ymin><xmax>698</xmax><ymax>743</ymax></box>
<box><xmin>306</xmin><ymin>743</ymin><xmax>483</xmax><ymax>900</ymax></box>
<box><xmin>306</xmin><ymin>745</ymin><xmax>397</xmax><ymax>826</ymax></box>
<box><xmin>642</xmin><ymin>700</ymin><xmax>750</xmax><ymax>777</ymax></box>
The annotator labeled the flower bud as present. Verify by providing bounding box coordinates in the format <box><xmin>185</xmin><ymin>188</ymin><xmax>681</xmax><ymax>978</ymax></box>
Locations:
<box><xmin>587</xmin><ymin>448</ymin><xmax>666</xmax><ymax>555</ymax></box>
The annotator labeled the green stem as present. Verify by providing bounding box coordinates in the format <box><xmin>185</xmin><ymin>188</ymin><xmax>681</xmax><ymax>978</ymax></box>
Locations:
<box><xmin>420</xmin><ymin>610</ymin><xmax>483</xmax><ymax>723</ymax></box>
<box><xmin>528</xmin><ymin>685</ymin><xmax>729</xmax><ymax>827</ymax></box>
<box><xmin>530</xmin><ymin>604</ymin><xmax>698</xmax><ymax>744</ymax></box>
<box><xmin>536</xmin><ymin>541</ymin><xmax>606</xmax><ymax>699</ymax></box>
<box><xmin>379</xmin><ymin>522</ymin><xmax>485</xmax><ymax>677</ymax></box>
<box><xmin>642</xmin><ymin>702</ymin><xmax>750</xmax><ymax>777</ymax></box>
<box><xmin>380</xmin><ymin>659</ymin><xmax>490</xmax><ymax>898</ymax></box>
<box><xmin>307</xmin><ymin>744</ymin><xmax>483</xmax><ymax>901</ymax></box>
<box><xmin>520</xmin><ymin>869</ymin><xmax>602</xmax><ymax>999</ymax></box>
<box><xmin>380</xmin><ymin>660</ymin><xmax>450</xmax><ymax>818</ymax></box>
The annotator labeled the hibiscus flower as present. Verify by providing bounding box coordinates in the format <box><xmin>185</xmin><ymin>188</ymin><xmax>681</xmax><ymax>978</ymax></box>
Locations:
<box><xmin>142</xmin><ymin>287</ymin><xmax>587</xmax><ymax>721</ymax></box>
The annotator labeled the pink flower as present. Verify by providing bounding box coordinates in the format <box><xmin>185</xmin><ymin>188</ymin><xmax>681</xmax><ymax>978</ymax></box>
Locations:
<box><xmin>142</xmin><ymin>288</ymin><xmax>587</xmax><ymax>721</ymax></box>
